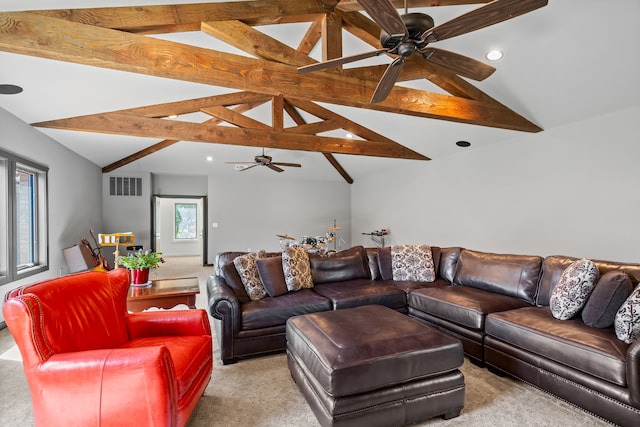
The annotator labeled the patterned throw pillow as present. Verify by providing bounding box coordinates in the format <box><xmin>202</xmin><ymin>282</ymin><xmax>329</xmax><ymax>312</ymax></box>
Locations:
<box><xmin>549</xmin><ymin>258</ymin><xmax>599</xmax><ymax>320</ymax></box>
<box><xmin>614</xmin><ymin>284</ymin><xmax>640</xmax><ymax>344</ymax></box>
<box><xmin>391</xmin><ymin>245</ymin><xmax>435</xmax><ymax>282</ymax></box>
<box><xmin>282</xmin><ymin>247</ymin><xmax>314</xmax><ymax>291</ymax></box>
<box><xmin>233</xmin><ymin>252</ymin><xmax>267</xmax><ymax>301</ymax></box>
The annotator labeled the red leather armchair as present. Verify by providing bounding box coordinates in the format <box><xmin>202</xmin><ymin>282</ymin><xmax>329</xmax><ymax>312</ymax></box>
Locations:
<box><xmin>3</xmin><ymin>269</ymin><xmax>213</xmax><ymax>427</ymax></box>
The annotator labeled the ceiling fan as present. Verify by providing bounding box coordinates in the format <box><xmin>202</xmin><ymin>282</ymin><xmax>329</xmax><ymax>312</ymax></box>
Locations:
<box><xmin>298</xmin><ymin>0</ymin><xmax>548</xmax><ymax>103</ymax></box>
<box><xmin>225</xmin><ymin>149</ymin><xmax>302</xmax><ymax>173</ymax></box>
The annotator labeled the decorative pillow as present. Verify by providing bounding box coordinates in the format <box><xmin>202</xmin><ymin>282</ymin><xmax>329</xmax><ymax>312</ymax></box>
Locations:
<box><xmin>233</xmin><ymin>252</ymin><xmax>267</xmax><ymax>301</ymax></box>
<box><xmin>549</xmin><ymin>258</ymin><xmax>599</xmax><ymax>320</ymax></box>
<box><xmin>391</xmin><ymin>245</ymin><xmax>435</xmax><ymax>282</ymax></box>
<box><xmin>256</xmin><ymin>256</ymin><xmax>288</xmax><ymax>297</ymax></box>
<box><xmin>582</xmin><ymin>271</ymin><xmax>633</xmax><ymax>328</ymax></box>
<box><xmin>282</xmin><ymin>247</ymin><xmax>314</xmax><ymax>291</ymax></box>
<box><xmin>614</xmin><ymin>284</ymin><xmax>640</xmax><ymax>344</ymax></box>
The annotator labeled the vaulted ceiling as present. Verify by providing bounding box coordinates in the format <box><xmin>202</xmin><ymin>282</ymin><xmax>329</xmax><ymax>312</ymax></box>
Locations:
<box><xmin>1</xmin><ymin>1</ymin><xmax>638</xmax><ymax>183</ymax></box>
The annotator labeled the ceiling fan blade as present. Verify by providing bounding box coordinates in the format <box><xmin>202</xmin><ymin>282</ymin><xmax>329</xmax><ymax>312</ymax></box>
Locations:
<box><xmin>419</xmin><ymin>47</ymin><xmax>495</xmax><ymax>81</ymax></box>
<box><xmin>424</xmin><ymin>0</ymin><xmax>548</xmax><ymax>42</ymax></box>
<box><xmin>357</xmin><ymin>0</ymin><xmax>408</xmax><ymax>39</ymax></box>
<box><xmin>239</xmin><ymin>164</ymin><xmax>260</xmax><ymax>171</ymax></box>
<box><xmin>224</xmin><ymin>161</ymin><xmax>257</xmax><ymax>164</ymax></box>
<box><xmin>272</xmin><ymin>162</ymin><xmax>302</xmax><ymax>168</ymax></box>
<box><xmin>370</xmin><ymin>56</ymin><xmax>405</xmax><ymax>104</ymax></box>
<box><xmin>298</xmin><ymin>49</ymin><xmax>389</xmax><ymax>73</ymax></box>
<box><xmin>267</xmin><ymin>164</ymin><xmax>285</xmax><ymax>173</ymax></box>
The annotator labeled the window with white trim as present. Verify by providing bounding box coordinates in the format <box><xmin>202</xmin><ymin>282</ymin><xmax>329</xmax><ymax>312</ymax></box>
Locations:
<box><xmin>0</xmin><ymin>149</ymin><xmax>48</xmax><ymax>285</ymax></box>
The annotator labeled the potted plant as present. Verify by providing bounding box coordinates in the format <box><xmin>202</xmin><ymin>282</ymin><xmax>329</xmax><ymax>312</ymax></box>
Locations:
<box><xmin>117</xmin><ymin>250</ymin><xmax>165</xmax><ymax>286</ymax></box>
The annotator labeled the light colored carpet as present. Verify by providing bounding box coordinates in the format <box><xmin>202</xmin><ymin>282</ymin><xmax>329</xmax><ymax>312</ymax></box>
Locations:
<box><xmin>0</xmin><ymin>257</ymin><xmax>613</xmax><ymax>426</ymax></box>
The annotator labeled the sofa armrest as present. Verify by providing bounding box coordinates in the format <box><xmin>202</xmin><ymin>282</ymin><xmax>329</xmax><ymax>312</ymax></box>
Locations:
<box><xmin>32</xmin><ymin>347</ymin><xmax>177</xmax><ymax>426</ymax></box>
<box><xmin>207</xmin><ymin>276</ymin><xmax>241</xmax><ymax>328</ymax></box>
<box><xmin>126</xmin><ymin>309</ymin><xmax>211</xmax><ymax>339</ymax></box>
<box><xmin>628</xmin><ymin>339</ymin><xmax>640</xmax><ymax>407</ymax></box>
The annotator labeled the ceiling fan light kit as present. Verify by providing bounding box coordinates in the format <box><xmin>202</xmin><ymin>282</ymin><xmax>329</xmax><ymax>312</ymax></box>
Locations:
<box><xmin>298</xmin><ymin>0</ymin><xmax>548</xmax><ymax>104</ymax></box>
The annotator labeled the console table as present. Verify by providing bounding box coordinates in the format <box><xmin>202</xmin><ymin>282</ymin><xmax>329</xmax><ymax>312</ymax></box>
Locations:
<box><xmin>127</xmin><ymin>276</ymin><xmax>200</xmax><ymax>312</ymax></box>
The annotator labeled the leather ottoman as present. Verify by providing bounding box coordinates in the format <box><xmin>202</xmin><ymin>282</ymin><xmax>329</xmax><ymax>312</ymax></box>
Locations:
<box><xmin>286</xmin><ymin>305</ymin><xmax>465</xmax><ymax>427</ymax></box>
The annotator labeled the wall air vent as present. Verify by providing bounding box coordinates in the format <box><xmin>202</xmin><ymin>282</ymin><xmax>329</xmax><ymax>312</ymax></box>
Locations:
<box><xmin>109</xmin><ymin>177</ymin><xmax>142</xmax><ymax>196</ymax></box>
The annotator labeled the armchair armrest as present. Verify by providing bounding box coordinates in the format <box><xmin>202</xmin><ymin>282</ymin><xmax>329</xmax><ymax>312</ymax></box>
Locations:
<box><xmin>126</xmin><ymin>309</ymin><xmax>211</xmax><ymax>340</ymax></box>
<box><xmin>32</xmin><ymin>347</ymin><xmax>177</xmax><ymax>426</ymax></box>
<box><xmin>628</xmin><ymin>339</ymin><xmax>640</xmax><ymax>407</ymax></box>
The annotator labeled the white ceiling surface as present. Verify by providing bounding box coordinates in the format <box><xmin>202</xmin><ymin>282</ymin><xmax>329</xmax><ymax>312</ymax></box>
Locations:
<box><xmin>1</xmin><ymin>1</ymin><xmax>639</xmax><ymax>181</ymax></box>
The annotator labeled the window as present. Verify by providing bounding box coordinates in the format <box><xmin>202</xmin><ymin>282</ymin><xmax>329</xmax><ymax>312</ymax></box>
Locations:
<box><xmin>174</xmin><ymin>203</ymin><xmax>197</xmax><ymax>240</ymax></box>
<box><xmin>0</xmin><ymin>149</ymin><xmax>48</xmax><ymax>285</ymax></box>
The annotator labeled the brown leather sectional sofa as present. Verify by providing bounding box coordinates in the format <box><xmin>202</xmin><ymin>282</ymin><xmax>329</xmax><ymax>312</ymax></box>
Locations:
<box><xmin>207</xmin><ymin>245</ymin><xmax>640</xmax><ymax>426</ymax></box>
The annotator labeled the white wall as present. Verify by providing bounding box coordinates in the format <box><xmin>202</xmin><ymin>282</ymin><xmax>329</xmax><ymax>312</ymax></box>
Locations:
<box><xmin>351</xmin><ymin>105</ymin><xmax>640</xmax><ymax>263</ymax></box>
<box><xmin>102</xmin><ymin>171</ymin><xmax>152</xmax><ymax>266</ymax></box>
<box><xmin>0</xmin><ymin>107</ymin><xmax>103</xmax><ymax>322</ymax></box>
<box><xmin>208</xmin><ymin>174</ymin><xmax>352</xmax><ymax>259</ymax></box>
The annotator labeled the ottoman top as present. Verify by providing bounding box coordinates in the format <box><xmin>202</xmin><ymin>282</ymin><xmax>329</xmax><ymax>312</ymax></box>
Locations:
<box><xmin>286</xmin><ymin>305</ymin><xmax>463</xmax><ymax>397</ymax></box>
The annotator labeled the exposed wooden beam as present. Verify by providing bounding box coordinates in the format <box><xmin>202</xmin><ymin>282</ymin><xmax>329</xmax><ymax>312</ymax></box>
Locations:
<box><xmin>33</xmin><ymin>113</ymin><xmax>429</xmax><ymax>160</ymax></box>
<box><xmin>0</xmin><ymin>11</ymin><xmax>540</xmax><ymax>132</ymax></box>
<box><xmin>284</xmin><ymin>99</ymin><xmax>354</xmax><ymax>184</ymax></box>
<box><xmin>323</xmin><ymin>153</ymin><xmax>354</xmax><ymax>184</ymax></box>
<box><xmin>201</xmin><ymin>106</ymin><xmax>270</xmax><ymax>130</ymax></box>
<box><xmin>34</xmin><ymin>0</ymin><xmax>338</xmax><ymax>34</ymax></box>
<box><xmin>103</xmin><ymin>101</ymin><xmax>269</xmax><ymax>172</ymax></box>
<box><xmin>298</xmin><ymin>17</ymin><xmax>323</xmax><ymax>55</ymax></box>
<box><xmin>272</xmin><ymin>95</ymin><xmax>285</xmax><ymax>131</ymax></box>
<box><xmin>102</xmin><ymin>139</ymin><xmax>179</xmax><ymax>173</ymax></box>
<box><xmin>322</xmin><ymin>13</ymin><xmax>343</xmax><ymax>63</ymax></box>
<box><xmin>201</xmin><ymin>20</ymin><xmax>316</xmax><ymax>66</ymax></box>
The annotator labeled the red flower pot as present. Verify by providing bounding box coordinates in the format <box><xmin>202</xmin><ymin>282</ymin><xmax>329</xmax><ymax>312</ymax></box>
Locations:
<box><xmin>131</xmin><ymin>268</ymin><xmax>150</xmax><ymax>285</ymax></box>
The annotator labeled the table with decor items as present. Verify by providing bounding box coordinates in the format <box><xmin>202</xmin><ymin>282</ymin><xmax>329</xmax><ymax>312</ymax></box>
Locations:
<box><xmin>127</xmin><ymin>276</ymin><xmax>200</xmax><ymax>312</ymax></box>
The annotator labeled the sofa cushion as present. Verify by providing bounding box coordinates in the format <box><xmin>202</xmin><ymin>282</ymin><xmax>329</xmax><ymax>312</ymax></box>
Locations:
<box><xmin>582</xmin><ymin>271</ymin><xmax>632</xmax><ymax>328</ymax></box>
<box><xmin>377</xmin><ymin>246</ymin><xmax>393</xmax><ymax>280</ymax></box>
<box><xmin>221</xmin><ymin>261</ymin><xmax>250</xmax><ymax>303</ymax></box>
<box><xmin>391</xmin><ymin>245</ymin><xmax>436</xmax><ymax>282</ymax></box>
<box><xmin>614</xmin><ymin>284</ymin><xmax>640</xmax><ymax>344</ymax></box>
<box><xmin>309</xmin><ymin>246</ymin><xmax>370</xmax><ymax>284</ymax></box>
<box><xmin>312</xmin><ymin>279</ymin><xmax>406</xmax><ymax>310</ymax></box>
<box><xmin>282</xmin><ymin>247</ymin><xmax>314</xmax><ymax>291</ymax></box>
<box><xmin>549</xmin><ymin>259</ymin><xmax>599</xmax><ymax>320</ymax></box>
<box><xmin>392</xmin><ymin>277</ymin><xmax>450</xmax><ymax>293</ymax></box>
<box><xmin>438</xmin><ymin>247</ymin><xmax>461</xmax><ymax>283</ymax></box>
<box><xmin>453</xmin><ymin>249</ymin><xmax>543</xmax><ymax>304</ymax></box>
<box><xmin>486</xmin><ymin>306</ymin><xmax>629</xmax><ymax>387</ymax></box>
<box><xmin>536</xmin><ymin>255</ymin><xmax>640</xmax><ymax>306</ymax></box>
<box><xmin>365</xmin><ymin>247</ymin><xmax>381</xmax><ymax>280</ymax></box>
<box><xmin>241</xmin><ymin>289</ymin><xmax>332</xmax><ymax>330</ymax></box>
<box><xmin>234</xmin><ymin>252</ymin><xmax>267</xmax><ymax>301</ymax></box>
<box><xmin>408</xmin><ymin>286</ymin><xmax>530</xmax><ymax>330</ymax></box>
<box><xmin>256</xmin><ymin>256</ymin><xmax>288</xmax><ymax>297</ymax></box>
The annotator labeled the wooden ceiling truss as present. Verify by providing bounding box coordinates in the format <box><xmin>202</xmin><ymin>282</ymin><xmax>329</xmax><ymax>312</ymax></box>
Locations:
<box><xmin>0</xmin><ymin>0</ymin><xmax>541</xmax><ymax>183</ymax></box>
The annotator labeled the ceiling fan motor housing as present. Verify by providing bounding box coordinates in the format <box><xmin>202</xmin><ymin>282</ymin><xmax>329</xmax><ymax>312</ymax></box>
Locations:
<box><xmin>380</xmin><ymin>13</ymin><xmax>435</xmax><ymax>50</ymax></box>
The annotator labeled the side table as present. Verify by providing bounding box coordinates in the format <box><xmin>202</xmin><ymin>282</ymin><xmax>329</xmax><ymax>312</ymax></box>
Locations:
<box><xmin>127</xmin><ymin>276</ymin><xmax>200</xmax><ymax>312</ymax></box>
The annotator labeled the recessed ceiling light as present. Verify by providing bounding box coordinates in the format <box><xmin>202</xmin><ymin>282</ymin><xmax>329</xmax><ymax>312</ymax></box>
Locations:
<box><xmin>345</xmin><ymin>132</ymin><xmax>354</xmax><ymax>139</ymax></box>
<box><xmin>0</xmin><ymin>84</ymin><xmax>23</xmax><ymax>95</ymax></box>
<box><xmin>167</xmin><ymin>114</ymin><xmax>178</xmax><ymax>119</ymax></box>
<box><xmin>485</xmin><ymin>50</ymin><xmax>503</xmax><ymax>61</ymax></box>
<box><xmin>456</xmin><ymin>141</ymin><xmax>471</xmax><ymax>148</ymax></box>
<box><xmin>206</xmin><ymin>156</ymin><xmax>214</xmax><ymax>162</ymax></box>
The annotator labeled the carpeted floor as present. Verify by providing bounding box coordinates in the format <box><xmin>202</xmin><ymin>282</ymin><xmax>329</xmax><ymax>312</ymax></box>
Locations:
<box><xmin>0</xmin><ymin>257</ymin><xmax>613</xmax><ymax>426</ymax></box>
